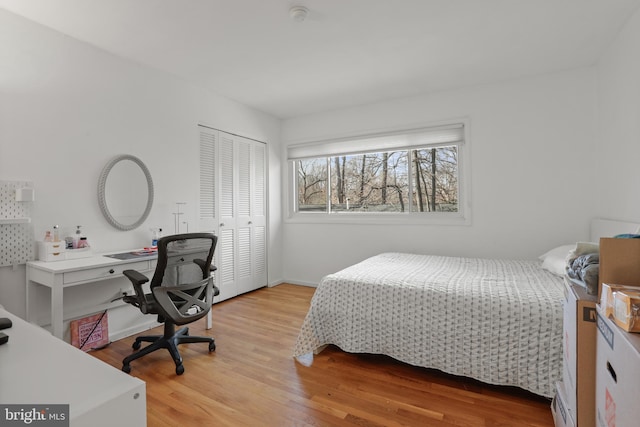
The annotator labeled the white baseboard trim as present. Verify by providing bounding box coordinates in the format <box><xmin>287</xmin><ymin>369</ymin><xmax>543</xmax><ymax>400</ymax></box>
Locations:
<box><xmin>109</xmin><ymin>319</ymin><xmax>160</xmax><ymax>342</ymax></box>
<box><xmin>279</xmin><ymin>280</ymin><xmax>318</xmax><ymax>288</ymax></box>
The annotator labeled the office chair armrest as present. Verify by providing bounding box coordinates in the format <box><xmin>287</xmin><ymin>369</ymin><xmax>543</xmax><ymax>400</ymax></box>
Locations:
<box><xmin>123</xmin><ymin>269</ymin><xmax>149</xmax><ymax>286</ymax></box>
<box><xmin>192</xmin><ymin>260</ymin><xmax>219</xmax><ymax>296</ymax></box>
<box><xmin>210</xmin><ymin>265</ymin><xmax>219</xmax><ymax>296</ymax></box>
<box><xmin>122</xmin><ymin>269</ymin><xmax>150</xmax><ymax>310</ymax></box>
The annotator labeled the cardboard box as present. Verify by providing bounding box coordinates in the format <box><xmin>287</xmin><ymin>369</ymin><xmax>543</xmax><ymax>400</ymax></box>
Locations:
<box><xmin>552</xmin><ymin>381</ymin><xmax>576</xmax><ymax>427</ymax></box>
<box><xmin>599</xmin><ymin>238</ymin><xmax>640</xmax><ymax>298</ymax></box>
<box><xmin>562</xmin><ymin>279</ymin><xmax>597</xmax><ymax>427</ymax></box>
<box><xmin>70</xmin><ymin>312</ymin><xmax>109</xmax><ymax>352</ymax></box>
<box><xmin>612</xmin><ymin>289</ymin><xmax>640</xmax><ymax>332</ymax></box>
<box><xmin>600</xmin><ymin>283</ymin><xmax>639</xmax><ymax>318</ymax></box>
<box><xmin>595</xmin><ymin>309</ymin><xmax>640</xmax><ymax>427</ymax></box>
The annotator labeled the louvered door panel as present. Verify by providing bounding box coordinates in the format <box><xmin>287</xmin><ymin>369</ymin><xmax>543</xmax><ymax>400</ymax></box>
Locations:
<box><xmin>238</xmin><ymin>139</ymin><xmax>251</xmax><ymax>217</ymax></box>
<box><xmin>251</xmin><ymin>143</ymin><xmax>267</xmax><ymax>286</ymax></box>
<box><xmin>219</xmin><ymin>134</ymin><xmax>235</xmax><ymax>219</ymax></box>
<box><xmin>254</xmin><ymin>143</ymin><xmax>266</xmax><ymax>217</ymax></box>
<box><xmin>198</xmin><ymin>128</ymin><xmax>216</xmax><ymax>230</ymax></box>
<box><xmin>254</xmin><ymin>225</ymin><xmax>267</xmax><ymax>280</ymax></box>
<box><xmin>217</xmin><ymin>133</ymin><xmax>237</xmax><ymax>301</ymax></box>
<box><xmin>237</xmin><ymin>228</ymin><xmax>252</xmax><ymax>278</ymax></box>
<box><xmin>217</xmin><ymin>228</ymin><xmax>236</xmax><ymax>302</ymax></box>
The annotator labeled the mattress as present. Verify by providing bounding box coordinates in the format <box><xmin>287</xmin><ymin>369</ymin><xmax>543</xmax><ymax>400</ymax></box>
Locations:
<box><xmin>293</xmin><ymin>252</ymin><xmax>565</xmax><ymax>397</ymax></box>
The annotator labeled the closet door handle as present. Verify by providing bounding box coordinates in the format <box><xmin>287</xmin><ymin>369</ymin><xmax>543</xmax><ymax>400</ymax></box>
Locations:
<box><xmin>248</xmin><ymin>221</ymin><xmax>253</xmax><ymax>225</ymax></box>
<box><xmin>219</xmin><ymin>223</ymin><xmax>225</xmax><ymax>227</ymax></box>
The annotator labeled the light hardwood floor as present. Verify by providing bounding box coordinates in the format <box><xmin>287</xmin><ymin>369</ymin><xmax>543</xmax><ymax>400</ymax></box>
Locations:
<box><xmin>91</xmin><ymin>283</ymin><xmax>555</xmax><ymax>427</ymax></box>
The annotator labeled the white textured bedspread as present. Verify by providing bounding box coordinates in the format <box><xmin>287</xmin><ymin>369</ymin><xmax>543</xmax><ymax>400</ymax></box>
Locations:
<box><xmin>293</xmin><ymin>252</ymin><xmax>565</xmax><ymax>397</ymax></box>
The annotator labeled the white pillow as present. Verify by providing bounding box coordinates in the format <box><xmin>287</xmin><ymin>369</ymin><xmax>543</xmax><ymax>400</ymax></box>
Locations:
<box><xmin>539</xmin><ymin>245</ymin><xmax>575</xmax><ymax>276</ymax></box>
<box><xmin>567</xmin><ymin>242</ymin><xmax>599</xmax><ymax>261</ymax></box>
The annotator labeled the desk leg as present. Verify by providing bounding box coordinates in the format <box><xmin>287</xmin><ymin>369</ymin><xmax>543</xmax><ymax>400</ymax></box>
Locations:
<box><xmin>51</xmin><ymin>286</ymin><xmax>64</xmax><ymax>339</ymax></box>
<box><xmin>25</xmin><ymin>279</ymin><xmax>34</xmax><ymax>324</ymax></box>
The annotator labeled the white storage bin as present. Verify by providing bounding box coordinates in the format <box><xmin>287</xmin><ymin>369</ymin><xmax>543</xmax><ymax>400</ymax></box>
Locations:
<box><xmin>65</xmin><ymin>247</ymin><xmax>93</xmax><ymax>260</ymax></box>
<box><xmin>38</xmin><ymin>241</ymin><xmax>66</xmax><ymax>262</ymax></box>
<box><xmin>552</xmin><ymin>381</ymin><xmax>576</xmax><ymax>427</ymax></box>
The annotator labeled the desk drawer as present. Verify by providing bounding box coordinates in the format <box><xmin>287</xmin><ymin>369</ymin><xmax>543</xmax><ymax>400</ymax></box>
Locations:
<box><xmin>41</xmin><ymin>252</ymin><xmax>66</xmax><ymax>262</ymax></box>
<box><xmin>63</xmin><ymin>261</ymin><xmax>152</xmax><ymax>284</ymax></box>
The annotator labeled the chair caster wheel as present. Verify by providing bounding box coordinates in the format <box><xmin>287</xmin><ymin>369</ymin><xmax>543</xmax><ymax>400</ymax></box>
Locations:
<box><xmin>132</xmin><ymin>340</ymin><xmax>141</xmax><ymax>350</ymax></box>
<box><xmin>122</xmin><ymin>364</ymin><xmax>131</xmax><ymax>374</ymax></box>
<box><xmin>209</xmin><ymin>342</ymin><xmax>216</xmax><ymax>352</ymax></box>
<box><xmin>175</xmin><ymin>364</ymin><xmax>184</xmax><ymax>375</ymax></box>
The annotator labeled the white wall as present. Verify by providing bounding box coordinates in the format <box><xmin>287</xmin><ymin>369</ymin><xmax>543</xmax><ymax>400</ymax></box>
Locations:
<box><xmin>281</xmin><ymin>69</ymin><xmax>599</xmax><ymax>286</ymax></box>
<box><xmin>596</xmin><ymin>8</ymin><xmax>640</xmax><ymax>223</ymax></box>
<box><xmin>0</xmin><ymin>9</ymin><xmax>283</xmax><ymax>317</ymax></box>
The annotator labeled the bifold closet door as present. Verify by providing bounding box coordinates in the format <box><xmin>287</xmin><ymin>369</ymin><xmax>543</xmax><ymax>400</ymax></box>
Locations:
<box><xmin>199</xmin><ymin>126</ymin><xmax>267</xmax><ymax>302</ymax></box>
<box><xmin>218</xmin><ymin>132</ymin><xmax>237</xmax><ymax>301</ymax></box>
<box><xmin>235</xmin><ymin>138</ymin><xmax>266</xmax><ymax>295</ymax></box>
<box><xmin>199</xmin><ymin>127</ymin><xmax>234</xmax><ymax>301</ymax></box>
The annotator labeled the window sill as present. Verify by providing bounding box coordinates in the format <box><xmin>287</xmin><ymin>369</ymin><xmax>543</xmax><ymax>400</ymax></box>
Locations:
<box><xmin>284</xmin><ymin>212</ymin><xmax>471</xmax><ymax>226</ymax></box>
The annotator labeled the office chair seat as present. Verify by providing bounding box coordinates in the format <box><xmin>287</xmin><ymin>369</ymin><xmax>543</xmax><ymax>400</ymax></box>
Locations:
<box><xmin>121</xmin><ymin>232</ymin><xmax>219</xmax><ymax>375</ymax></box>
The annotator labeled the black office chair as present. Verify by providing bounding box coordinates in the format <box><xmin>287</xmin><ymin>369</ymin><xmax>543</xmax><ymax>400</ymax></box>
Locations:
<box><xmin>121</xmin><ymin>232</ymin><xmax>219</xmax><ymax>375</ymax></box>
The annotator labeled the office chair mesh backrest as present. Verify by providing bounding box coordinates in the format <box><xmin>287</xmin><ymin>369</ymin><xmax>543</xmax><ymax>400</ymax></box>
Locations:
<box><xmin>151</xmin><ymin>233</ymin><xmax>217</xmax><ymax>326</ymax></box>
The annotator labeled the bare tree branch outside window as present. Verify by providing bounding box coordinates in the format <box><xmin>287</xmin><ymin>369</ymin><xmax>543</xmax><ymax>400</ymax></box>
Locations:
<box><xmin>296</xmin><ymin>145</ymin><xmax>458</xmax><ymax>214</ymax></box>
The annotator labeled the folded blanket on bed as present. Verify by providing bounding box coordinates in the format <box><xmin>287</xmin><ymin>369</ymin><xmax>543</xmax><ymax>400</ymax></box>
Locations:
<box><xmin>566</xmin><ymin>252</ymin><xmax>599</xmax><ymax>295</ymax></box>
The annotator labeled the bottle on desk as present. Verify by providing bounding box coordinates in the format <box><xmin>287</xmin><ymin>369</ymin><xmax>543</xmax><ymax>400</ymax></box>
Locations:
<box><xmin>73</xmin><ymin>226</ymin><xmax>83</xmax><ymax>249</ymax></box>
<box><xmin>77</xmin><ymin>237</ymin><xmax>90</xmax><ymax>249</ymax></box>
<box><xmin>151</xmin><ymin>227</ymin><xmax>162</xmax><ymax>247</ymax></box>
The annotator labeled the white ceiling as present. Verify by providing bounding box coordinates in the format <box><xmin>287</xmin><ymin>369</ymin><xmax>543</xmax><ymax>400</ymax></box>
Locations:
<box><xmin>1</xmin><ymin>0</ymin><xmax>639</xmax><ymax>119</ymax></box>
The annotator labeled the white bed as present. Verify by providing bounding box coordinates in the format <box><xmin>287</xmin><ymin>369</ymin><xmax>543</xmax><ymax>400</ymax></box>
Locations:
<box><xmin>293</xmin><ymin>218</ymin><xmax>640</xmax><ymax>398</ymax></box>
<box><xmin>293</xmin><ymin>252</ymin><xmax>564</xmax><ymax>397</ymax></box>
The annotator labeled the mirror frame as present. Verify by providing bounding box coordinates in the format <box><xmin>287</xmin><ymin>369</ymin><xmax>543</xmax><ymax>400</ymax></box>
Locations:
<box><xmin>97</xmin><ymin>154</ymin><xmax>154</xmax><ymax>231</ymax></box>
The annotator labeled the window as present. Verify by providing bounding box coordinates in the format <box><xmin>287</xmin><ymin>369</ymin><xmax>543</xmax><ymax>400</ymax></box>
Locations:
<box><xmin>288</xmin><ymin>122</ymin><xmax>468</xmax><ymax>223</ymax></box>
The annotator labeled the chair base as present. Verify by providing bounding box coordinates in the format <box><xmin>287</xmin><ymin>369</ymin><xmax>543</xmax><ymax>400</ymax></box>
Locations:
<box><xmin>122</xmin><ymin>322</ymin><xmax>215</xmax><ymax>375</ymax></box>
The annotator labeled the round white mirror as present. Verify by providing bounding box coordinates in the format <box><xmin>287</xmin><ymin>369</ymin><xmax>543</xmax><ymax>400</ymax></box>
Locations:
<box><xmin>98</xmin><ymin>155</ymin><xmax>154</xmax><ymax>231</ymax></box>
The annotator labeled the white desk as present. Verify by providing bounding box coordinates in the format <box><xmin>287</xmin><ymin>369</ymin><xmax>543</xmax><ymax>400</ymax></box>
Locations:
<box><xmin>26</xmin><ymin>254</ymin><xmax>158</xmax><ymax>340</ymax></box>
<box><xmin>26</xmin><ymin>252</ymin><xmax>213</xmax><ymax>340</ymax></box>
<box><xmin>0</xmin><ymin>307</ymin><xmax>146</xmax><ymax>426</ymax></box>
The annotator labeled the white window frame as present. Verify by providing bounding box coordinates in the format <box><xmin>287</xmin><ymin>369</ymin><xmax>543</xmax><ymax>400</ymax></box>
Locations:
<box><xmin>285</xmin><ymin>119</ymin><xmax>471</xmax><ymax>225</ymax></box>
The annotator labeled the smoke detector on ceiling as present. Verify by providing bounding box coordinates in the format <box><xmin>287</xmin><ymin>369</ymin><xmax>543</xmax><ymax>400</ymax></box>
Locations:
<box><xmin>289</xmin><ymin>6</ymin><xmax>309</xmax><ymax>22</ymax></box>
